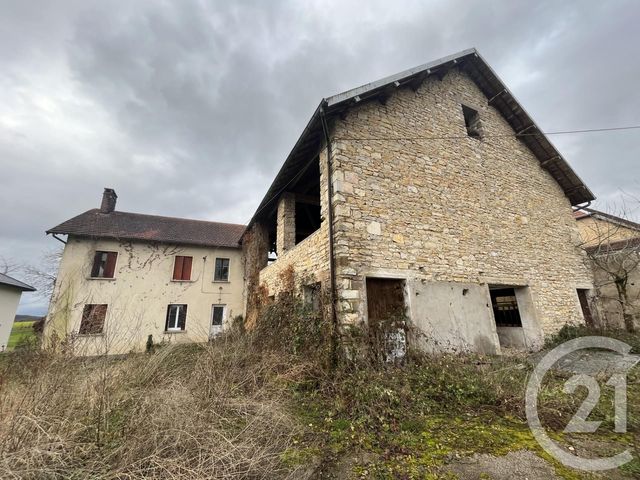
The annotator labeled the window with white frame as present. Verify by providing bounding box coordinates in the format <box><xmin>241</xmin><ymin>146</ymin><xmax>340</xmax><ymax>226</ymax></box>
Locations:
<box><xmin>211</xmin><ymin>305</ymin><xmax>225</xmax><ymax>326</ymax></box>
<box><xmin>165</xmin><ymin>304</ymin><xmax>187</xmax><ymax>331</ymax></box>
<box><xmin>214</xmin><ymin>258</ymin><xmax>230</xmax><ymax>281</ymax></box>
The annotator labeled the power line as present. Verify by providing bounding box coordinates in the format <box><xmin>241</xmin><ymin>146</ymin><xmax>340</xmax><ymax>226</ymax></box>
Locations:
<box><xmin>246</xmin><ymin>123</ymin><xmax>640</xmax><ymax>224</ymax></box>
<box><xmin>334</xmin><ymin>124</ymin><xmax>640</xmax><ymax>141</ymax></box>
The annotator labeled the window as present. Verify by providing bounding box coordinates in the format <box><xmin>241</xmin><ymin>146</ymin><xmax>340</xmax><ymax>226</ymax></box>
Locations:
<box><xmin>214</xmin><ymin>258</ymin><xmax>230</xmax><ymax>281</ymax></box>
<box><xmin>577</xmin><ymin>289</ymin><xmax>595</xmax><ymax>327</ymax></box>
<box><xmin>173</xmin><ymin>256</ymin><xmax>193</xmax><ymax>281</ymax></box>
<box><xmin>461</xmin><ymin>104</ymin><xmax>482</xmax><ymax>138</ymax></box>
<box><xmin>303</xmin><ymin>283</ymin><xmax>321</xmax><ymax>312</ymax></box>
<box><xmin>91</xmin><ymin>251</ymin><xmax>117</xmax><ymax>278</ymax></box>
<box><xmin>79</xmin><ymin>304</ymin><xmax>107</xmax><ymax>334</ymax></box>
<box><xmin>490</xmin><ymin>288</ymin><xmax>522</xmax><ymax>327</ymax></box>
<box><xmin>212</xmin><ymin>305</ymin><xmax>225</xmax><ymax>326</ymax></box>
<box><xmin>165</xmin><ymin>304</ymin><xmax>187</xmax><ymax>331</ymax></box>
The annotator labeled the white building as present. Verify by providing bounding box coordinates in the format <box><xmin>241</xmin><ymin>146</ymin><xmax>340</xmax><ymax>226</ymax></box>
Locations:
<box><xmin>0</xmin><ymin>273</ymin><xmax>35</xmax><ymax>352</ymax></box>
<box><xmin>44</xmin><ymin>189</ymin><xmax>245</xmax><ymax>355</ymax></box>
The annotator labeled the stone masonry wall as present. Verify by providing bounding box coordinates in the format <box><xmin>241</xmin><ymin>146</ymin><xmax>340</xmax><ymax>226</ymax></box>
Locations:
<box><xmin>258</xmin><ymin>148</ymin><xmax>331</xmax><ymax>298</ymax></box>
<box><xmin>576</xmin><ymin>216</ymin><xmax>640</xmax><ymax>247</ymax></box>
<box><xmin>328</xmin><ymin>68</ymin><xmax>593</xmax><ymax>336</ymax></box>
<box><xmin>276</xmin><ymin>192</ymin><xmax>296</xmax><ymax>254</ymax></box>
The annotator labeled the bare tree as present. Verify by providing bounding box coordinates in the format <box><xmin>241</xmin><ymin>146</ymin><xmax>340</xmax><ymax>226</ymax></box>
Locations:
<box><xmin>579</xmin><ymin>205</ymin><xmax>640</xmax><ymax>332</ymax></box>
<box><xmin>22</xmin><ymin>248</ymin><xmax>63</xmax><ymax>301</ymax></box>
<box><xmin>0</xmin><ymin>256</ymin><xmax>20</xmax><ymax>276</ymax></box>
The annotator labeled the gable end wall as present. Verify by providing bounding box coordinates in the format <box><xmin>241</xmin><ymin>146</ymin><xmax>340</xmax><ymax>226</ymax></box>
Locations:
<box><xmin>329</xmin><ymin>68</ymin><xmax>593</xmax><ymax>342</ymax></box>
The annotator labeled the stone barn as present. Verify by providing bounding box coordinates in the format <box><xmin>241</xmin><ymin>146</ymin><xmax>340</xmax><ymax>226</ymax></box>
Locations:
<box><xmin>242</xmin><ymin>49</ymin><xmax>595</xmax><ymax>354</ymax></box>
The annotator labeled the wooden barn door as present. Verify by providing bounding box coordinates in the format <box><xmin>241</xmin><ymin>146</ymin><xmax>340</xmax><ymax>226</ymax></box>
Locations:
<box><xmin>366</xmin><ymin>278</ymin><xmax>406</xmax><ymax>361</ymax></box>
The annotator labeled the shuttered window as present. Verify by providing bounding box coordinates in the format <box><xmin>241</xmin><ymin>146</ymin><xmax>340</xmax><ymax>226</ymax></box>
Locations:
<box><xmin>91</xmin><ymin>251</ymin><xmax>117</xmax><ymax>278</ymax></box>
<box><xmin>79</xmin><ymin>304</ymin><xmax>107</xmax><ymax>334</ymax></box>
<box><xmin>173</xmin><ymin>256</ymin><xmax>193</xmax><ymax>281</ymax></box>
<box><xmin>165</xmin><ymin>304</ymin><xmax>187</xmax><ymax>331</ymax></box>
<box><xmin>214</xmin><ymin>258</ymin><xmax>230</xmax><ymax>281</ymax></box>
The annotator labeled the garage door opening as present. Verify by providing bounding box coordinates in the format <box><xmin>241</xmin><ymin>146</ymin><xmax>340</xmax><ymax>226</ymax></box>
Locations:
<box><xmin>366</xmin><ymin>278</ymin><xmax>407</xmax><ymax>362</ymax></box>
<box><xmin>489</xmin><ymin>286</ymin><xmax>527</xmax><ymax>349</ymax></box>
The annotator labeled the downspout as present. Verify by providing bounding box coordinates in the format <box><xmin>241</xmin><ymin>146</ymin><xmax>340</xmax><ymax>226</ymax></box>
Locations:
<box><xmin>320</xmin><ymin>101</ymin><xmax>339</xmax><ymax>365</ymax></box>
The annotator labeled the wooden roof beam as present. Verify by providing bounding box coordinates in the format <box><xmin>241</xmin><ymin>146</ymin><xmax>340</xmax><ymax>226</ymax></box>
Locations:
<box><xmin>540</xmin><ymin>155</ymin><xmax>560</xmax><ymax>167</ymax></box>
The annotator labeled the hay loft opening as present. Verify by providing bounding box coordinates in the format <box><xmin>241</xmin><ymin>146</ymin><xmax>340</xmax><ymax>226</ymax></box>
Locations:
<box><xmin>264</xmin><ymin>156</ymin><xmax>321</xmax><ymax>260</ymax></box>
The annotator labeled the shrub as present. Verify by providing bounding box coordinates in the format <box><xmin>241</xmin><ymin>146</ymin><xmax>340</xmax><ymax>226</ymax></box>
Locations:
<box><xmin>0</xmin><ymin>335</ymin><xmax>310</xmax><ymax>479</ymax></box>
<box><xmin>545</xmin><ymin>323</ymin><xmax>640</xmax><ymax>353</ymax></box>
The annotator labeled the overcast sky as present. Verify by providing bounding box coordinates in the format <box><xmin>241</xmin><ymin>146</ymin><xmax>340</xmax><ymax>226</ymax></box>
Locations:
<box><xmin>2</xmin><ymin>0</ymin><xmax>639</xmax><ymax>315</ymax></box>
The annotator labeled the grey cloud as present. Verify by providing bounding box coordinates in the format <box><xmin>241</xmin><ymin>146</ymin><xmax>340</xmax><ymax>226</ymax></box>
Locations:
<box><xmin>1</xmin><ymin>0</ymin><xmax>639</xmax><ymax>314</ymax></box>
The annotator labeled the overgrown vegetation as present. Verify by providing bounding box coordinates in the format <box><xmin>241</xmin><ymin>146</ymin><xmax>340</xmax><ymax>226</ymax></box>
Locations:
<box><xmin>1</xmin><ymin>295</ymin><xmax>639</xmax><ymax>478</ymax></box>
<box><xmin>545</xmin><ymin>323</ymin><xmax>640</xmax><ymax>354</ymax></box>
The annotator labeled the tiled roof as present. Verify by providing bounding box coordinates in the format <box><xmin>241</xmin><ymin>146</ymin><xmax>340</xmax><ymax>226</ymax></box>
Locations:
<box><xmin>47</xmin><ymin>209</ymin><xmax>245</xmax><ymax>249</ymax></box>
<box><xmin>573</xmin><ymin>208</ymin><xmax>640</xmax><ymax>231</ymax></box>
<box><xmin>0</xmin><ymin>272</ymin><xmax>35</xmax><ymax>292</ymax></box>
<box><xmin>248</xmin><ymin>48</ymin><xmax>594</xmax><ymax>230</ymax></box>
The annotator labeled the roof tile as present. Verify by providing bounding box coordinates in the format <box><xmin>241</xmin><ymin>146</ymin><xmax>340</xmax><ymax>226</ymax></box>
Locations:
<box><xmin>47</xmin><ymin>209</ymin><xmax>245</xmax><ymax>248</ymax></box>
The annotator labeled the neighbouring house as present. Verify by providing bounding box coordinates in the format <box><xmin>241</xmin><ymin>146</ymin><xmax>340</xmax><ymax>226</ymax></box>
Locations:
<box><xmin>243</xmin><ymin>48</ymin><xmax>596</xmax><ymax>354</ymax></box>
<box><xmin>44</xmin><ymin>188</ymin><xmax>245</xmax><ymax>355</ymax></box>
<box><xmin>574</xmin><ymin>207</ymin><xmax>640</xmax><ymax>247</ymax></box>
<box><xmin>0</xmin><ymin>273</ymin><xmax>35</xmax><ymax>351</ymax></box>
<box><xmin>574</xmin><ymin>208</ymin><xmax>640</xmax><ymax>330</ymax></box>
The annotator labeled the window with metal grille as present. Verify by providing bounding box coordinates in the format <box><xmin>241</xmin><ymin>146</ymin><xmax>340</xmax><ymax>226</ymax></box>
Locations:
<box><xmin>91</xmin><ymin>251</ymin><xmax>117</xmax><ymax>278</ymax></box>
<box><xmin>165</xmin><ymin>304</ymin><xmax>187</xmax><ymax>331</ymax></box>
<box><xmin>79</xmin><ymin>304</ymin><xmax>107</xmax><ymax>334</ymax></box>
<box><xmin>214</xmin><ymin>258</ymin><xmax>230</xmax><ymax>281</ymax></box>
<box><xmin>490</xmin><ymin>288</ymin><xmax>522</xmax><ymax>327</ymax></box>
<box><xmin>173</xmin><ymin>256</ymin><xmax>193</xmax><ymax>280</ymax></box>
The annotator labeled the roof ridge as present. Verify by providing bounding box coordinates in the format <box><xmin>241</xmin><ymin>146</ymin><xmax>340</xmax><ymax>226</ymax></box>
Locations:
<box><xmin>576</xmin><ymin>207</ymin><xmax>640</xmax><ymax>230</ymax></box>
<box><xmin>89</xmin><ymin>208</ymin><xmax>246</xmax><ymax>228</ymax></box>
<box><xmin>0</xmin><ymin>272</ymin><xmax>36</xmax><ymax>291</ymax></box>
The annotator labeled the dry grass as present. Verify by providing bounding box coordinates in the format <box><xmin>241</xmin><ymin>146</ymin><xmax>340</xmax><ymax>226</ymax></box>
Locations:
<box><xmin>0</xmin><ymin>334</ymin><xmax>310</xmax><ymax>479</ymax></box>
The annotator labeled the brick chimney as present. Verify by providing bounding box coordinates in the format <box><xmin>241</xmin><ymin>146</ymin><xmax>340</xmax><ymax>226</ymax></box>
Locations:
<box><xmin>100</xmin><ymin>188</ymin><xmax>117</xmax><ymax>213</ymax></box>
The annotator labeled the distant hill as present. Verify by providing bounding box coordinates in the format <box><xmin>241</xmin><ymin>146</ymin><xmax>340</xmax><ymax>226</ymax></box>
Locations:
<box><xmin>14</xmin><ymin>315</ymin><xmax>44</xmax><ymax>323</ymax></box>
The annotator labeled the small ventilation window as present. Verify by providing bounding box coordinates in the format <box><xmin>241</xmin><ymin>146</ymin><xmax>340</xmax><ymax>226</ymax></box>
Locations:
<box><xmin>462</xmin><ymin>104</ymin><xmax>482</xmax><ymax>139</ymax></box>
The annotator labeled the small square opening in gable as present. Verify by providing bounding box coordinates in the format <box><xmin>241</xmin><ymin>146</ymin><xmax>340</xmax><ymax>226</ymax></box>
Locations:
<box><xmin>461</xmin><ymin>104</ymin><xmax>482</xmax><ymax>139</ymax></box>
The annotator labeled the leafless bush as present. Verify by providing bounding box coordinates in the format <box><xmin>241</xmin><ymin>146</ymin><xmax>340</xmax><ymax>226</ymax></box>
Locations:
<box><xmin>0</xmin><ymin>333</ymin><xmax>309</xmax><ymax>479</ymax></box>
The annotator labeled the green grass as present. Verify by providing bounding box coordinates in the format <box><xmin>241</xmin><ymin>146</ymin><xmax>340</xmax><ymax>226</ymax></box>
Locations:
<box><xmin>7</xmin><ymin>321</ymin><xmax>35</xmax><ymax>350</ymax></box>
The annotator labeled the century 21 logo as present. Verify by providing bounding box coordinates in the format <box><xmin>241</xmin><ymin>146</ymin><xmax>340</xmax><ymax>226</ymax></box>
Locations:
<box><xmin>525</xmin><ymin>337</ymin><xmax>636</xmax><ymax>471</ymax></box>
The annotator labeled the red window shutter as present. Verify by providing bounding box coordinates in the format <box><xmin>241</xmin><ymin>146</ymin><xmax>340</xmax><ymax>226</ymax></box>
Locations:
<box><xmin>182</xmin><ymin>256</ymin><xmax>192</xmax><ymax>281</ymax></box>
<box><xmin>91</xmin><ymin>252</ymin><xmax>102</xmax><ymax>277</ymax></box>
<box><xmin>173</xmin><ymin>256</ymin><xmax>184</xmax><ymax>280</ymax></box>
<box><xmin>79</xmin><ymin>304</ymin><xmax>107</xmax><ymax>334</ymax></box>
<box><xmin>104</xmin><ymin>252</ymin><xmax>117</xmax><ymax>278</ymax></box>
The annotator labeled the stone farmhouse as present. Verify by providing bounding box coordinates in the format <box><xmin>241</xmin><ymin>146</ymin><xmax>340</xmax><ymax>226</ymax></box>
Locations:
<box><xmin>574</xmin><ymin>207</ymin><xmax>640</xmax><ymax>248</ymax></box>
<box><xmin>45</xmin><ymin>49</ymin><xmax>598</xmax><ymax>355</ymax></box>
<box><xmin>242</xmin><ymin>48</ymin><xmax>595</xmax><ymax>354</ymax></box>
<box><xmin>44</xmin><ymin>189</ymin><xmax>245</xmax><ymax>355</ymax></box>
<box><xmin>574</xmin><ymin>208</ymin><xmax>640</xmax><ymax>330</ymax></box>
